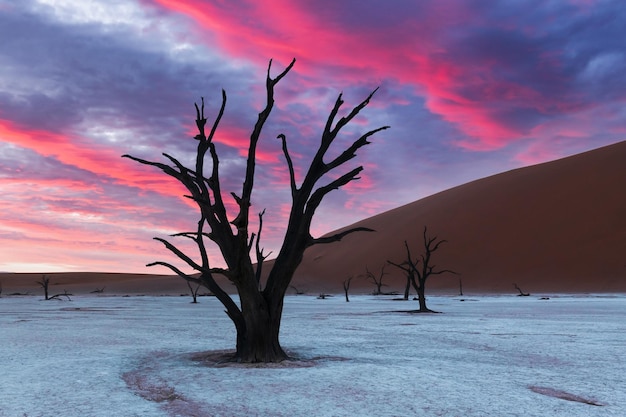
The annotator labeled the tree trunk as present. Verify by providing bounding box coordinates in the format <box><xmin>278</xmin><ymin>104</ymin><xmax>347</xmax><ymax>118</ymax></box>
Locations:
<box><xmin>236</xmin><ymin>312</ymin><xmax>287</xmax><ymax>363</ymax></box>
<box><xmin>235</xmin><ymin>286</ymin><xmax>288</xmax><ymax>363</ymax></box>
<box><xmin>403</xmin><ymin>277</ymin><xmax>410</xmax><ymax>300</ymax></box>
<box><xmin>416</xmin><ymin>278</ymin><xmax>429</xmax><ymax>312</ymax></box>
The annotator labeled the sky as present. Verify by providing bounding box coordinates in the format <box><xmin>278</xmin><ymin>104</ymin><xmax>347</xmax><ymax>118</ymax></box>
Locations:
<box><xmin>1</xmin><ymin>0</ymin><xmax>624</xmax><ymax>273</ymax></box>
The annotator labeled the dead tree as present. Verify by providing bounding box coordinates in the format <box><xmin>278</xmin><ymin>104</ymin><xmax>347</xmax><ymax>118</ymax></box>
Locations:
<box><xmin>513</xmin><ymin>283</ymin><xmax>530</xmax><ymax>296</ymax></box>
<box><xmin>365</xmin><ymin>265</ymin><xmax>389</xmax><ymax>295</ymax></box>
<box><xmin>387</xmin><ymin>258</ymin><xmax>418</xmax><ymax>301</ymax></box>
<box><xmin>342</xmin><ymin>276</ymin><xmax>354</xmax><ymax>302</ymax></box>
<box><xmin>187</xmin><ymin>280</ymin><xmax>201</xmax><ymax>303</ymax></box>
<box><xmin>90</xmin><ymin>287</ymin><xmax>105</xmax><ymax>294</ymax></box>
<box><xmin>124</xmin><ymin>59</ymin><xmax>388</xmax><ymax>362</ymax></box>
<box><xmin>289</xmin><ymin>285</ymin><xmax>306</xmax><ymax>295</ymax></box>
<box><xmin>389</xmin><ymin>227</ymin><xmax>456</xmax><ymax>312</ymax></box>
<box><xmin>49</xmin><ymin>290</ymin><xmax>72</xmax><ymax>301</ymax></box>
<box><xmin>0</xmin><ymin>280</ymin><xmax>3</xmax><ymax>297</ymax></box>
<box><xmin>36</xmin><ymin>275</ymin><xmax>50</xmax><ymax>300</ymax></box>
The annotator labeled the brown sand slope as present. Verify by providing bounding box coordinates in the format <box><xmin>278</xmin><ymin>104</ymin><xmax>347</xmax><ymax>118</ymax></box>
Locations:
<box><xmin>1</xmin><ymin>142</ymin><xmax>624</xmax><ymax>296</ymax></box>
<box><xmin>290</xmin><ymin>141</ymin><xmax>626</xmax><ymax>294</ymax></box>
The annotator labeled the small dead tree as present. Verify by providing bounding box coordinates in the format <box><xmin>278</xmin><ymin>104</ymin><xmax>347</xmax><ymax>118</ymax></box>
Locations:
<box><xmin>513</xmin><ymin>283</ymin><xmax>530</xmax><ymax>296</ymax></box>
<box><xmin>90</xmin><ymin>287</ymin><xmax>105</xmax><ymax>294</ymax></box>
<box><xmin>289</xmin><ymin>285</ymin><xmax>306</xmax><ymax>295</ymax></box>
<box><xmin>124</xmin><ymin>59</ymin><xmax>388</xmax><ymax>362</ymax></box>
<box><xmin>49</xmin><ymin>290</ymin><xmax>72</xmax><ymax>301</ymax></box>
<box><xmin>365</xmin><ymin>265</ymin><xmax>389</xmax><ymax>295</ymax></box>
<box><xmin>187</xmin><ymin>280</ymin><xmax>201</xmax><ymax>303</ymax></box>
<box><xmin>387</xmin><ymin>258</ymin><xmax>417</xmax><ymax>301</ymax></box>
<box><xmin>342</xmin><ymin>275</ymin><xmax>354</xmax><ymax>302</ymax></box>
<box><xmin>389</xmin><ymin>227</ymin><xmax>456</xmax><ymax>312</ymax></box>
<box><xmin>36</xmin><ymin>275</ymin><xmax>50</xmax><ymax>300</ymax></box>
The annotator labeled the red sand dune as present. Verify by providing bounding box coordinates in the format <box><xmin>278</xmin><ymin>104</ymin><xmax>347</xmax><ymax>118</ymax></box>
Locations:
<box><xmin>290</xmin><ymin>140</ymin><xmax>626</xmax><ymax>294</ymax></box>
<box><xmin>1</xmin><ymin>141</ymin><xmax>624</xmax><ymax>296</ymax></box>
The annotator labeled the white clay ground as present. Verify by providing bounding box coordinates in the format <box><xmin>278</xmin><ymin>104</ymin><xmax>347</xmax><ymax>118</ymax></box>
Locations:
<box><xmin>1</xmin><ymin>293</ymin><xmax>624</xmax><ymax>416</ymax></box>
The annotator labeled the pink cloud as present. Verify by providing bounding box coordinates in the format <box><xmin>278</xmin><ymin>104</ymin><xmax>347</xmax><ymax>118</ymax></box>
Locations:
<box><xmin>150</xmin><ymin>0</ymin><xmax>606</xmax><ymax>152</ymax></box>
<box><xmin>0</xmin><ymin>119</ymin><xmax>187</xmax><ymax>197</ymax></box>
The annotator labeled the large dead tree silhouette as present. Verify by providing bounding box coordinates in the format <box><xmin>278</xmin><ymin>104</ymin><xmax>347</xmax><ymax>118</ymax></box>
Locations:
<box><xmin>124</xmin><ymin>59</ymin><xmax>388</xmax><ymax>362</ymax></box>
<box><xmin>388</xmin><ymin>227</ymin><xmax>456</xmax><ymax>312</ymax></box>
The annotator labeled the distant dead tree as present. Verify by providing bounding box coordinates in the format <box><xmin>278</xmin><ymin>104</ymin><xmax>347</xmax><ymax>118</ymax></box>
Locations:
<box><xmin>289</xmin><ymin>285</ymin><xmax>306</xmax><ymax>295</ymax></box>
<box><xmin>365</xmin><ymin>265</ymin><xmax>389</xmax><ymax>295</ymax></box>
<box><xmin>124</xmin><ymin>59</ymin><xmax>388</xmax><ymax>362</ymax></box>
<box><xmin>513</xmin><ymin>283</ymin><xmax>530</xmax><ymax>296</ymax></box>
<box><xmin>0</xmin><ymin>280</ymin><xmax>3</xmax><ymax>297</ymax></box>
<box><xmin>387</xmin><ymin>257</ymin><xmax>418</xmax><ymax>301</ymax></box>
<box><xmin>187</xmin><ymin>280</ymin><xmax>201</xmax><ymax>303</ymax></box>
<box><xmin>49</xmin><ymin>290</ymin><xmax>72</xmax><ymax>301</ymax></box>
<box><xmin>342</xmin><ymin>275</ymin><xmax>354</xmax><ymax>302</ymax></box>
<box><xmin>388</xmin><ymin>227</ymin><xmax>456</xmax><ymax>312</ymax></box>
<box><xmin>8</xmin><ymin>291</ymin><xmax>30</xmax><ymax>296</ymax></box>
<box><xmin>35</xmin><ymin>275</ymin><xmax>72</xmax><ymax>301</ymax></box>
<box><xmin>36</xmin><ymin>275</ymin><xmax>50</xmax><ymax>300</ymax></box>
<box><xmin>90</xmin><ymin>287</ymin><xmax>105</xmax><ymax>294</ymax></box>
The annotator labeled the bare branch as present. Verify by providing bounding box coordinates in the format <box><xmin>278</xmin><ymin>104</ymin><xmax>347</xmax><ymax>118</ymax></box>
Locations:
<box><xmin>277</xmin><ymin>133</ymin><xmax>298</xmax><ymax>197</ymax></box>
<box><xmin>171</xmin><ymin>231</ymin><xmax>212</xmax><ymax>239</ymax></box>
<box><xmin>430</xmin><ymin>268</ymin><xmax>458</xmax><ymax>275</ymax></box>
<box><xmin>254</xmin><ymin>209</ymin><xmax>272</xmax><ymax>286</ymax></box>
<box><xmin>199</xmin><ymin>92</ymin><xmax>229</xmax><ymax>226</ymax></box>
<box><xmin>49</xmin><ymin>290</ymin><xmax>72</xmax><ymax>301</ymax></box>
<box><xmin>238</xmin><ymin>59</ymin><xmax>297</xmax><ymax>232</ymax></box>
<box><xmin>147</xmin><ymin>261</ymin><xmax>202</xmax><ymax>284</ymax></box>
<box><xmin>309</xmin><ymin>227</ymin><xmax>374</xmax><ymax>247</ymax></box>
<box><xmin>269</xmin><ymin>58</ymin><xmax>296</xmax><ymax>85</ymax></box>
<box><xmin>207</xmin><ymin>91</ymin><xmax>227</xmax><ymax>143</ymax></box>
<box><xmin>147</xmin><ymin>260</ymin><xmax>229</xmax><ymax>280</ymax></box>
<box><xmin>306</xmin><ymin>166</ymin><xmax>363</xmax><ymax>217</ymax></box>
<box><xmin>121</xmin><ymin>154</ymin><xmax>179</xmax><ymax>177</ymax></box>
<box><xmin>330</xmin><ymin>87</ymin><xmax>380</xmax><ymax>137</ymax></box>
<box><xmin>326</xmin><ymin>125</ymin><xmax>390</xmax><ymax>172</ymax></box>
<box><xmin>153</xmin><ymin>237</ymin><xmax>205</xmax><ymax>273</ymax></box>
